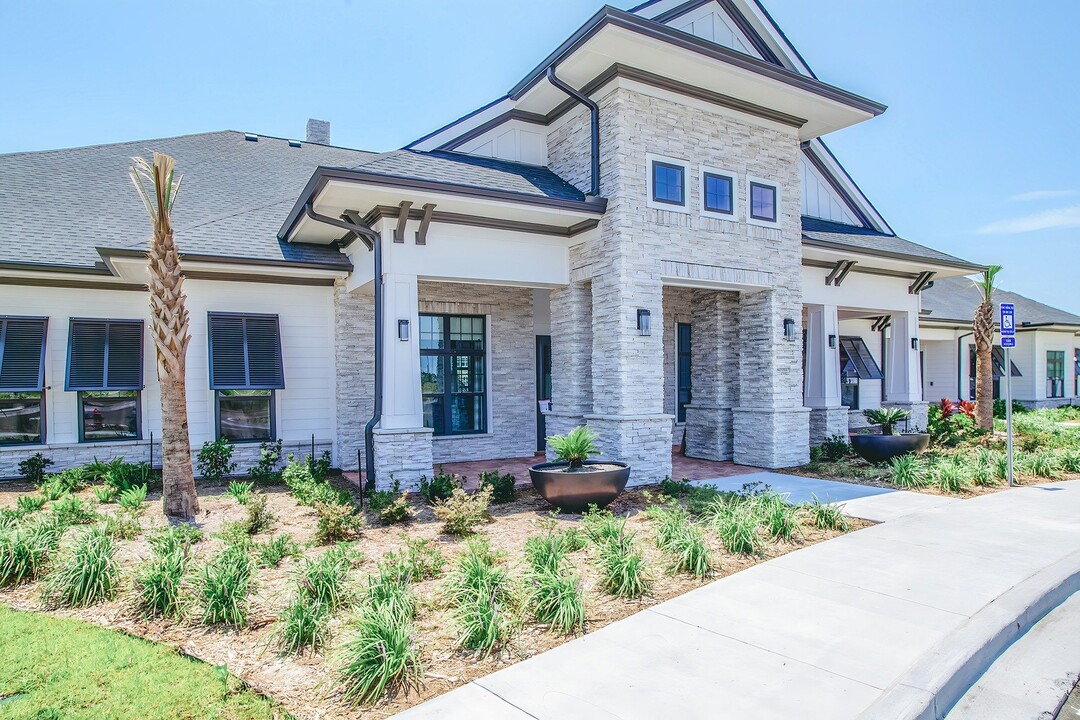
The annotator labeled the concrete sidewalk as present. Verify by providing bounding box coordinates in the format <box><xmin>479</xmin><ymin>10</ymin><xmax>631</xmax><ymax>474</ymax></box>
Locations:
<box><xmin>396</xmin><ymin>481</ymin><xmax>1080</xmax><ymax>720</ymax></box>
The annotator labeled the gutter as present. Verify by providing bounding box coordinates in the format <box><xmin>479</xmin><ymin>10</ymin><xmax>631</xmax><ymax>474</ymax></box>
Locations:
<box><xmin>301</xmin><ymin>202</ymin><xmax>382</xmax><ymax>490</ymax></box>
<box><xmin>546</xmin><ymin>67</ymin><xmax>601</xmax><ymax>197</ymax></box>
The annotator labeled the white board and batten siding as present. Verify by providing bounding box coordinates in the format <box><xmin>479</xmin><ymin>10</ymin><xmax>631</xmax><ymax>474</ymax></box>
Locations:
<box><xmin>0</xmin><ymin>280</ymin><xmax>337</xmax><ymax>451</ymax></box>
<box><xmin>801</xmin><ymin>156</ymin><xmax>860</xmax><ymax>226</ymax></box>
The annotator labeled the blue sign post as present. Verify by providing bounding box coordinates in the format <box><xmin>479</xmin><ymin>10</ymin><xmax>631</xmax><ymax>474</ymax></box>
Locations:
<box><xmin>1000</xmin><ymin>303</ymin><xmax>1016</xmax><ymax>485</ymax></box>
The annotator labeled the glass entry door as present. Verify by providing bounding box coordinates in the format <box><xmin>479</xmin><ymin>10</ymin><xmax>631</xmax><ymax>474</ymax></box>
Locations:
<box><xmin>536</xmin><ymin>335</ymin><xmax>552</xmax><ymax>452</ymax></box>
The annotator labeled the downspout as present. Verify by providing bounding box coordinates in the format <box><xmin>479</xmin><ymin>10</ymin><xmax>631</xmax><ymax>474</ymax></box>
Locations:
<box><xmin>302</xmin><ymin>202</ymin><xmax>382</xmax><ymax>491</ymax></box>
<box><xmin>546</xmin><ymin>66</ymin><xmax>600</xmax><ymax>197</ymax></box>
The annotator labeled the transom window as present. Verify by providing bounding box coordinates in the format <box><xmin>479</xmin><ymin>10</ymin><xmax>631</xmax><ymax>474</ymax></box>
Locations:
<box><xmin>208</xmin><ymin>313</ymin><xmax>284</xmax><ymax>442</ymax></box>
<box><xmin>420</xmin><ymin>314</ymin><xmax>486</xmax><ymax>436</ymax></box>
<box><xmin>651</xmin><ymin>161</ymin><xmax>685</xmax><ymax>205</ymax></box>
<box><xmin>67</xmin><ymin>319</ymin><xmax>144</xmax><ymax>442</ymax></box>
<box><xmin>0</xmin><ymin>316</ymin><xmax>48</xmax><ymax>446</ymax></box>
<box><xmin>703</xmin><ymin>172</ymin><xmax>734</xmax><ymax>215</ymax></box>
<box><xmin>749</xmin><ymin>181</ymin><xmax>778</xmax><ymax>223</ymax></box>
<box><xmin>1047</xmin><ymin>351</ymin><xmax>1065</xmax><ymax>399</ymax></box>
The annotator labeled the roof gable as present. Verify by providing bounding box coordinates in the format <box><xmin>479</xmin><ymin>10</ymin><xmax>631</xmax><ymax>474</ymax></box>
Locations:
<box><xmin>652</xmin><ymin>1</ymin><xmax>763</xmax><ymax>60</ymax></box>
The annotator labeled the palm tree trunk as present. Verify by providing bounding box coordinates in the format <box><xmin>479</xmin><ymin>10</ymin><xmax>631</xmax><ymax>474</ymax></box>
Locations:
<box><xmin>159</xmin><ymin>373</ymin><xmax>197</xmax><ymax>517</ymax></box>
<box><xmin>974</xmin><ymin>300</ymin><xmax>995</xmax><ymax>430</ymax></box>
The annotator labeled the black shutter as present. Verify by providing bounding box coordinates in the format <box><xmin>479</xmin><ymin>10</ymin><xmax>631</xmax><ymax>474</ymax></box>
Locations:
<box><xmin>209</xmin><ymin>313</ymin><xmax>284</xmax><ymax>390</ymax></box>
<box><xmin>67</xmin><ymin>320</ymin><xmax>143</xmax><ymax>391</ymax></box>
<box><xmin>0</xmin><ymin>318</ymin><xmax>48</xmax><ymax>391</ymax></box>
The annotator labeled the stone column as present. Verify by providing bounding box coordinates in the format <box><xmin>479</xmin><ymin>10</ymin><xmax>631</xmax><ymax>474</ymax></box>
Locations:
<box><xmin>584</xmin><ymin>269</ymin><xmax>672</xmax><ymax>485</ymax></box>
<box><xmin>546</xmin><ymin>280</ymin><xmax>592</xmax><ymax>449</ymax></box>
<box><xmin>373</xmin><ymin>272</ymin><xmax>432</xmax><ymax>489</ymax></box>
<box><xmin>733</xmin><ymin>288</ymin><xmax>810</xmax><ymax>467</ymax></box>
<box><xmin>684</xmin><ymin>290</ymin><xmax>739</xmax><ymax>460</ymax></box>
<box><xmin>804</xmin><ymin>303</ymin><xmax>848</xmax><ymax>445</ymax></box>
<box><xmin>885</xmin><ymin>310</ymin><xmax>929</xmax><ymax>431</ymax></box>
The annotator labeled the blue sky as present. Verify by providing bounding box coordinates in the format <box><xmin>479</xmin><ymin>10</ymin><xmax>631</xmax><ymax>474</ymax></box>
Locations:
<box><xmin>2</xmin><ymin>0</ymin><xmax>1078</xmax><ymax>315</ymax></box>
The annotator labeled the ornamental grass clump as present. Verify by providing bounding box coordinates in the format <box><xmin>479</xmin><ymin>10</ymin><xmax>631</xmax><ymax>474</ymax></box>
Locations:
<box><xmin>118</xmin><ymin>484</ymin><xmax>148</xmax><ymax>513</ymax></box>
<box><xmin>362</xmin><ymin>567</ymin><xmax>416</xmax><ymax>622</ymax></box>
<box><xmin>807</xmin><ymin>496</ymin><xmax>850</xmax><ymax>532</ymax></box>
<box><xmin>16</xmin><ymin>494</ymin><xmax>47</xmax><ymax>515</ymax></box>
<box><xmin>196</xmin><ymin>544</ymin><xmax>255</xmax><ymax>627</ymax></box>
<box><xmin>51</xmin><ymin>495</ymin><xmax>97</xmax><ymax>527</ymax></box>
<box><xmin>527</xmin><ymin>568</ymin><xmax>585</xmax><ymax>635</ymax></box>
<box><xmin>93</xmin><ymin>485</ymin><xmax>119</xmax><ymax>504</ymax></box>
<box><xmin>43</xmin><ymin>526</ymin><xmax>120</xmax><ymax>608</ymax></box>
<box><xmin>379</xmin><ymin>537</ymin><xmax>446</xmax><ymax>583</ymax></box>
<box><xmin>933</xmin><ymin>458</ymin><xmax>971</xmax><ymax>494</ymax></box>
<box><xmin>889</xmin><ymin>454</ymin><xmax>927</xmax><ymax>489</ymax></box>
<box><xmin>0</xmin><ymin>516</ymin><xmax>64</xmax><ymax>586</ymax></box>
<box><xmin>149</xmin><ymin>523</ymin><xmax>203</xmax><ymax>554</ymax></box>
<box><xmin>274</xmin><ymin>592</ymin><xmax>330</xmax><ymax>656</ymax></box>
<box><xmin>581</xmin><ymin>506</ymin><xmax>627</xmax><ymax>546</ymax></box>
<box><xmin>445</xmin><ymin>537</ymin><xmax>518</xmax><ymax>655</ymax></box>
<box><xmin>256</xmin><ymin>533</ymin><xmax>301</xmax><ymax>568</ymax></box>
<box><xmin>433</xmin><ymin>486</ymin><xmax>493</xmax><ymax>536</ymax></box>
<box><xmin>708</xmin><ymin>502</ymin><xmax>764</xmax><ymax>555</ymax></box>
<box><xmin>759</xmin><ymin>492</ymin><xmax>802</xmax><ymax>543</ymax></box>
<box><xmin>298</xmin><ymin>549</ymin><xmax>353</xmax><ymax>611</ymax></box>
<box><xmin>337</xmin><ymin>606</ymin><xmax>422</xmax><ymax>706</ymax></box>
<box><xmin>133</xmin><ymin>545</ymin><xmax>189</xmax><ymax>619</ymax></box>
<box><xmin>227</xmin><ymin>480</ymin><xmax>254</xmax><ymax>505</ymax></box>
<box><xmin>596</xmin><ymin>534</ymin><xmax>652</xmax><ymax>598</ymax></box>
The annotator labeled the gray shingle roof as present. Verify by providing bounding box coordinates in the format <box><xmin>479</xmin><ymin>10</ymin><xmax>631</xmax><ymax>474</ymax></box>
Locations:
<box><xmin>922</xmin><ymin>276</ymin><xmax>1080</xmax><ymax>327</ymax></box>
<box><xmin>802</xmin><ymin>217</ymin><xmax>982</xmax><ymax>270</ymax></box>
<box><xmin>0</xmin><ymin>131</ymin><xmax>378</xmax><ymax>270</ymax></box>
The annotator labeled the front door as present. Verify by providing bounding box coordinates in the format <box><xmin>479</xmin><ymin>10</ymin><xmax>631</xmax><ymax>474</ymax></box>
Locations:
<box><xmin>536</xmin><ymin>335</ymin><xmax>552</xmax><ymax>452</ymax></box>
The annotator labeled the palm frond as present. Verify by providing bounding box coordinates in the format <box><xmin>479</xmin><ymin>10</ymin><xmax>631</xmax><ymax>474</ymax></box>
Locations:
<box><xmin>972</xmin><ymin>265</ymin><xmax>1003</xmax><ymax>303</ymax></box>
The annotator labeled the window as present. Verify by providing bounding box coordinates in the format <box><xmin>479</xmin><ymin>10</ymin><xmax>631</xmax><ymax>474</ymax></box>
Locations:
<box><xmin>967</xmin><ymin>345</ymin><xmax>1022</xmax><ymax>400</ymax></box>
<box><xmin>208</xmin><ymin>313</ymin><xmax>284</xmax><ymax>442</ymax></box>
<box><xmin>749</xmin><ymin>181</ymin><xmax>778</xmax><ymax>223</ymax></box>
<box><xmin>838</xmin><ymin>336</ymin><xmax>883</xmax><ymax>410</ymax></box>
<box><xmin>702</xmin><ymin>171</ymin><xmax>734</xmax><ymax>216</ymax></box>
<box><xmin>420</xmin><ymin>314</ymin><xmax>486</xmax><ymax>436</ymax></box>
<box><xmin>67</xmin><ymin>319</ymin><xmax>143</xmax><ymax>442</ymax></box>
<box><xmin>676</xmin><ymin>323</ymin><xmax>692</xmax><ymax>423</ymax></box>
<box><xmin>651</xmin><ymin>161</ymin><xmax>685</xmax><ymax>205</ymax></box>
<box><xmin>1047</xmin><ymin>351</ymin><xmax>1065</xmax><ymax>399</ymax></box>
<box><xmin>0</xmin><ymin>317</ymin><xmax>48</xmax><ymax>445</ymax></box>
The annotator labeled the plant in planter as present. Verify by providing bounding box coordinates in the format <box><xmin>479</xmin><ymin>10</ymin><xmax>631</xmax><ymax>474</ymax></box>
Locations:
<box><xmin>529</xmin><ymin>426</ymin><xmax>631</xmax><ymax>513</ymax></box>
<box><xmin>850</xmin><ymin>408</ymin><xmax>930</xmax><ymax>464</ymax></box>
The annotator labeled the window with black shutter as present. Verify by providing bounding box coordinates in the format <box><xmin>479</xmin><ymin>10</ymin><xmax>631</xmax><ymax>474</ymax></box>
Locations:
<box><xmin>67</xmin><ymin>319</ymin><xmax>143</xmax><ymax>442</ymax></box>
<box><xmin>208</xmin><ymin>313</ymin><xmax>283</xmax><ymax>442</ymax></box>
<box><xmin>0</xmin><ymin>316</ymin><xmax>48</xmax><ymax>445</ymax></box>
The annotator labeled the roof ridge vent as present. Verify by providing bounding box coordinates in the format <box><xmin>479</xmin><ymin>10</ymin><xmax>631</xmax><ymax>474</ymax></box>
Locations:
<box><xmin>288</xmin><ymin>139</ymin><xmax>302</xmax><ymax>148</ymax></box>
<box><xmin>244</xmin><ymin>133</ymin><xmax>258</xmax><ymax>142</ymax></box>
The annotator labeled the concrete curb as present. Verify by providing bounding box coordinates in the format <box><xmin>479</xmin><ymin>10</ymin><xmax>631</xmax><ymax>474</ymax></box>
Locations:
<box><xmin>856</xmin><ymin>549</ymin><xmax>1080</xmax><ymax>720</ymax></box>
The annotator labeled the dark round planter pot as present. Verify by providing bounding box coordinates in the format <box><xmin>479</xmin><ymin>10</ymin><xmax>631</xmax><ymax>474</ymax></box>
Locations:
<box><xmin>528</xmin><ymin>460</ymin><xmax>631</xmax><ymax>513</ymax></box>
<box><xmin>850</xmin><ymin>433</ymin><xmax>931</xmax><ymax>465</ymax></box>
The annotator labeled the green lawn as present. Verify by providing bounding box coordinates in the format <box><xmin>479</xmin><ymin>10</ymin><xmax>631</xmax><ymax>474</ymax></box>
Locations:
<box><xmin>0</xmin><ymin>606</ymin><xmax>287</xmax><ymax>720</ymax></box>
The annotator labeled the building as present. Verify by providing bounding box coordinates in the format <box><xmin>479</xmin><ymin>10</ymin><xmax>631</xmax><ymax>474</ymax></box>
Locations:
<box><xmin>920</xmin><ymin>277</ymin><xmax>1080</xmax><ymax>409</ymax></box>
<box><xmin>0</xmin><ymin>0</ymin><xmax>988</xmax><ymax>484</ymax></box>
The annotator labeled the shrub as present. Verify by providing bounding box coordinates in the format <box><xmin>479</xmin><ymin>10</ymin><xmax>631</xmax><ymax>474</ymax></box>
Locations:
<box><xmin>807</xmin><ymin>496</ymin><xmax>850</xmax><ymax>531</ymax></box>
<box><xmin>993</xmin><ymin>399</ymin><xmax>1027</xmax><ymax>419</ymax></box>
<box><xmin>380</xmin><ymin>538</ymin><xmax>446</xmax><ymax>583</ymax></box>
<box><xmin>227</xmin><ymin>480</ymin><xmax>254</xmax><ymax>505</ymax></box>
<box><xmin>298</xmin><ymin>550</ymin><xmax>353</xmax><ymax>610</ymax></box>
<box><xmin>93</xmin><ymin>485</ymin><xmax>119</xmax><ymax>504</ymax></box>
<box><xmin>315</xmin><ymin>501</ymin><xmax>364</xmax><ymax>544</ymax></box>
<box><xmin>659</xmin><ymin>476</ymin><xmax>692</xmax><ymax>497</ymax></box>
<box><xmin>306</xmin><ymin>450</ymin><xmax>333</xmax><ymax>481</ymax></box>
<box><xmin>196</xmin><ymin>544</ymin><xmax>255</xmax><ymax>626</ymax></box>
<box><xmin>133</xmin><ymin>547</ymin><xmax>188</xmax><ymax>619</ymax></box>
<box><xmin>274</xmin><ymin>592</ymin><xmax>329</xmax><ymax>656</ymax></box>
<box><xmin>196</xmin><ymin>438</ymin><xmax>236</xmax><ymax>483</ymax></box>
<box><xmin>337</xmin><ymin>606</ymin><xmax>422</xmax><ymax>706</ymax></box>
<box><xmin>819</xmin><ymin>435</ymin><xmax>853</xmax><ymax>462</ymax></box>
<box><xmin>18</xmin><ymin>453</ymin><xmax>54</xmax><ymax>485</ymax></box>
<box><xmin>118</xmin><ymin>484</ymin><xmax>148</xmax><ymax>513</ymax></box>
<box><xmin>547</xmin><ymin>425</ymin><xmax>600</xmax><ymax>468</ymax></box>
<box><xmin>249</xmin><ymin>439</ymin><xmax>284</xmax><ymax>485</ymax></box>
<box><xmin>101</xmin><ymin>512</ymin><xmax>142</xmax><ymax>540</ymax></box>
<box><xmin>367</xmin><ymin>481</ymin><xmax>414</xmax><ymax>525</ymax></box>
<box><xmin>889</xmin><ymin>454</ymin><xmax>926</xmax><ymax>488</ymax></box>
<box><xmin>148</xmin><ymin>523</ymin><xmax>204</xmax><ymax>555</ymax></box>
<box><xmin>0</xmin><ymin>516</ymin><xmax>64</xmax><ymax>586</ymax></box>
<box><xmin>256</xmin><ymin>534</ymin><xmax>301</xmax><ymax>568</ymax></box>
<box><xmin>90</xmin><ymin>458</ymin><xmax>153</xmax><ymax>493</ymax></box>
<box><xmin>478</xmin><ymin>471</ymin><xmax>517</xmax><ymax>504</ymax></box>
<box><xmin>362</xmin><ymin>568</ymin><xmax>416</xmax><ymax>622</ymax></box>
<box><xmin>283</xmin><ymin>456</ymin><xmax>351</xmax><ymax>507</ymax></box>
<box><xmin>51</xmin><ymin>495</ymin><xmax>97</xmax><ymax>527</ymax></box>
<box><xmin>241</xmin><ymin>491</ymin><xmax>276</xmax><ymax>535</ymax></box>
<box><xmin>527</xmin><ymin>569</ymin><xmax>585</xmax><ymax>635</ymax></box>
<box><xmin>43</xmin><ymin>526</ymin><xmax>120</xmax><ymax>608</ymax></box>
<box><xmin>685</xmin><ymin>485</ymin><xmax>723</xmax><ymax>516</ymax></box>
<box><xmin>51</xmin><ymin>467</ymin><xmax>88</xmax><ymax>493</ymax></box>
<box><xmin>17</xmin><ymin>494</ymin><xmax>47</xmax><ymax>515</ymax></box>
<box><xmin>433</xmin><ymin>486</ymin><xmax>493</xmax><ymax>536</ymax></box>
<box><xmin>418</xmin><ymin>467</ymin><xmax>460</xmax><ymax>504</ymax></box>
<box><xmin>596</xmin><ymin>535</ymin><xmax>652</xmax><ymax>598</ymax></box>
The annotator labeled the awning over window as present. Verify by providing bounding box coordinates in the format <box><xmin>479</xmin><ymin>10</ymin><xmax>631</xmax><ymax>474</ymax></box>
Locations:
<box><xmin>0</xmin><ymin>317</ymin><xmax>48</xmax><ymax>391</ymax></box>
<box><xmin>839</xmin><ymin>336</ymin><xmax>883</xmax><ymax>380</ymax></box>
<box><xmin>991</xmin><ymin>346</ymin><xmax>1022</xmax><ymax>378</ymax></box>
<box><xmin>66</xmin><ymin>319</ymin><xmax>143</xmax><ymax>391</ymax></box>
<box><xmin>208</xmin><ymin>313</ymin><xmax>285</xmax><ymax>390</ymax></box>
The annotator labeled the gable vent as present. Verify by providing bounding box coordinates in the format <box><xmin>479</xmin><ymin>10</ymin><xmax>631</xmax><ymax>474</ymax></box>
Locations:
<box><xmin>244</xmin><ymin>133</ymin><xmax>258</xmax><ymax>142</ymax></box>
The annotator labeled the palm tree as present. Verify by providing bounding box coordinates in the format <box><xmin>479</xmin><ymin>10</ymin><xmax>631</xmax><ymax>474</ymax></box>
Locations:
<box><xmin>972</xmin><ymin>265</ymin><xmax>1003</xmax><ymax>431</ymax></box>
<box><xmin>130</xmin><ymin>153</ymin><xmax>199</xmax><ymax>519</ymax></box>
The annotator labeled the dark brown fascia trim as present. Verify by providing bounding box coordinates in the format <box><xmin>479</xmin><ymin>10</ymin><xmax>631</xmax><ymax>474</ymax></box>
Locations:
<box><xmin>0</xmin><ymin>275</ymin><xmax>147</xmax><ymax>292</ymax></box>
<box><xmin>802</xmin><ymin>147</ymin><xmax>874</xmax><ymax>228</ymax></box>
<box><xmin>181</xmin><ymin>271</ymin><xmax>336</xmax><ymax>287</ymax></box>
<box><xmin>439</xmin><ymin>110</ymin><xmax>550</xmax><ymax>152</ymax></box>
<box><xmin>0</xmin><ymin>260</ymin><xmax>112</xmax><ymax>276</ymax></box>
<box><xmin>801</xmin><ymin>238</ymin><xmax>986</xmax><ymax>273</ymax></box>
<box><xmin>278</xmin><ymin>168</ymin><xmax>607</xmax><ymax>241</ymax></box>
<box><xmin>802</xmin><ymin>257</ymin><xmax>920</xmax><ymax>281</ymax></box>
<box><xmin>96</xmin><ymin>246</ymin><xmax>352</xmax><ymax>273</ymax></box>
<box><xmin>653</xmin><ymin>0</ymin><xmax>784</xmax><ymax>67</ymax></box>
<box><xmin>361</xmin><ymin>204</ymin><xmax>600</xmax><ymax>238</ymax></box>
<box><xmin>406</xmin><ymin>95</ymin><xmax>511</xmax><ymax>149</ymax></box>
<box><xmin>508</xmin><ymin>6</ymin><xmax>886</xmax><ymax>117</ymax></box>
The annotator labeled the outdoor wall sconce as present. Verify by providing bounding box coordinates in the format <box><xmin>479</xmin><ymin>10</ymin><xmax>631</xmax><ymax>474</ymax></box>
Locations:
<box><xmin>911</xmin><ymin>337</ymin><xmax>920</xmax><ymax>350</ymax></box>
<box><xmin>637</xmin><ymin>309</ymin><xmax>651</xmax><ymax>336</ymax></box>
<box><xmin>783</xmin><ymin>318</ymin><xmax>795</xmax><ymax>340</ymax></box>
<box><xmin>398</xmin><ymin>319</ymin><xmax>410</xmax><ymax>341</ymax></box>
<box><xmin>828</xmin><ymin>334</ymin><xmax>837</xmax><ymax>349</ymax></box>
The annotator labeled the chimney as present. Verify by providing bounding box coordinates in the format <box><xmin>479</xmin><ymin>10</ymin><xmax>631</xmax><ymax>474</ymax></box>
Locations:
<box><xmin>306</xmin><ymin>118</ymin><xmax>330</xmax><ymax>145</ymax></box>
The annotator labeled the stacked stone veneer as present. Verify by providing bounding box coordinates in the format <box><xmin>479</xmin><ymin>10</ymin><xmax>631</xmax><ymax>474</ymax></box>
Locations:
<box><xmin>0</xmin><ymin>438</ymin><xmax>332</xmax><ymax>481</ymax></box>
<box><xmin>684</xmin><ymin>290</ymin><xmax>741</xmax><ymax>461</ymax></box>
<box><xmin>546</xmin><ymin>86</ymin><xmax>809</xmax><ymax>474</ymax></box>
<box><xmin>334</xmin><ymin>281</ymin><xmax>375</xmax><ymax>471</ymax></box>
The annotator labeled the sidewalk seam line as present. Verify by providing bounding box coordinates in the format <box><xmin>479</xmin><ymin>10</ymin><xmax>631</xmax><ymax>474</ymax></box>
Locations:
<box><xmin>473</xmin><ymin>681</ymin><xmax>543</xmax><ymax>719</ymax></box>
